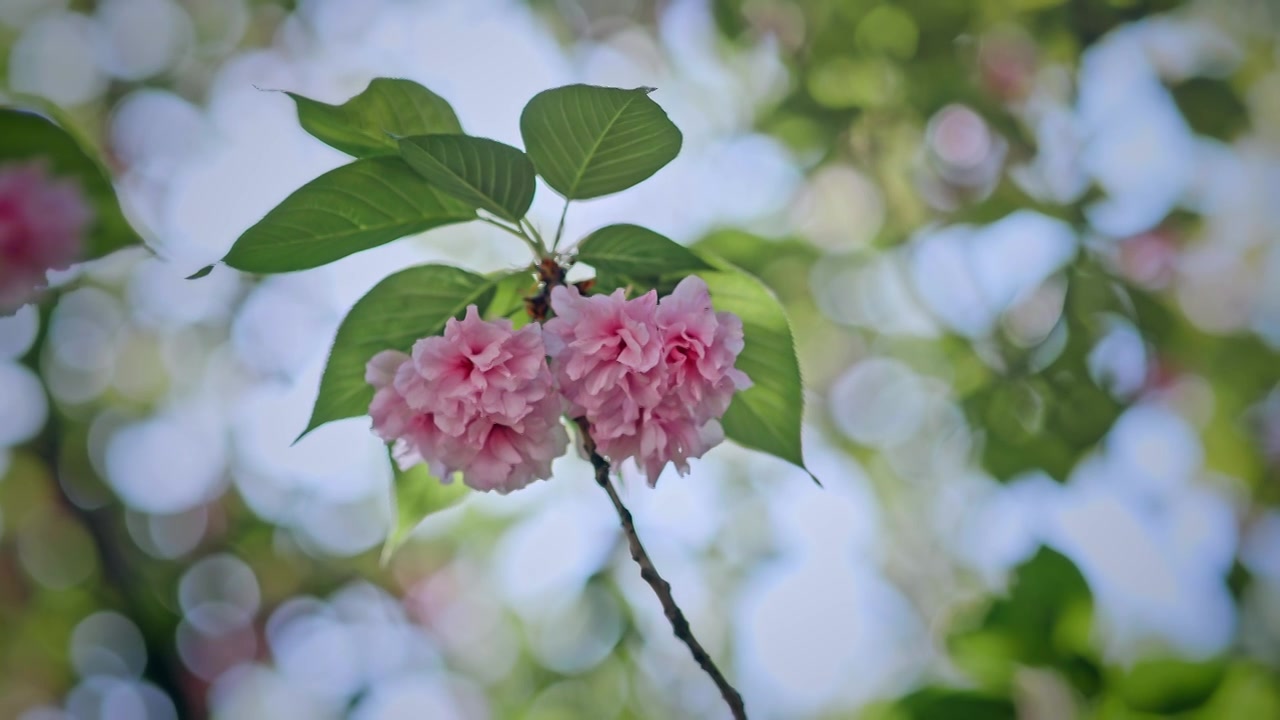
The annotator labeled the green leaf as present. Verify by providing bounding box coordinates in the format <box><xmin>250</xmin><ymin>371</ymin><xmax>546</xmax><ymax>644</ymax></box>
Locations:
<box><xmin>1171</xmin><ymin>78</ymin><xmax>1248</xmax><ymax>141</ymax></box>
<box><xmin>289</xmin><ymin>78</ymin><xmax>462</xmax><ymax>158</ymax></box>
<box><xmin>520</xmin><ymin>84</ymin><xmax>682</xmax><ymax>200</ymax></box>
<box><xmin>575</xmin><ymin>224</ymin><xmax>710</xmax><ymax>280</ymax></box>
<box><xmin>186</xmin><ymin>265</ymin><xmax>214</xmax><ymax>280</ymax></box>
<box><xmin>483</xmin><ymin>268</ymin><xmax>538</xmax><ymax>328</ymax></box>
<box><xmin>963</xmin><ymin>260</ymin><xmax>1127</xmax><ymax>482</ymax></box>
<box><xmin>398</xmin><ymin>135</ymin><xmax>536</xmax><ymax>223</ymax></box>
<box><xmin>693</xmin><ymin>229</ymin><xmax>820</xmax><ymax>278</ymax></box>
<box><xmin>223</xmin><ymin>156</ymin><xmax>475</xmax><ymax>273</ymax></box>
<box><xmin>694</xmin><ymin>263</ymin><xmax>813</xmax><ymax>481</ymax></box>
<box><xmin>985</xmin><ymin>547</ymin><xmax>1093</xmax><ymax>656</ymax></box>
<box><xmin>950</xmin><ymin>546</ymin><xmax>1099</xmax><ymax>695</ymax></box>
<box><xmin>302</xmin><ymin>264</ymin><xmax>501</xmax><ymax>438</ymax></box>
<box><xmin>896</xmin><ymin>688</ymin><xmax>1016</xmax><ymax>720</ymax></box>
<box><xmin>0</xmin><ymin>108</ymin><xmax>142</xmax><ymax>260</ymax></box>
<box><xmin>381</xmin><ymin>450</ymin><xmax>469</xmax><ymax>564</ymax></box>
<box><xmin>1196</xmin><ymin>663</ymin><xmax>1280</xmax><ymax>720</ymax></box>
<box><xmin>1116</xmin><ymin>659</ymin><xmax>1227</xmax><ymax>715</ymax></box>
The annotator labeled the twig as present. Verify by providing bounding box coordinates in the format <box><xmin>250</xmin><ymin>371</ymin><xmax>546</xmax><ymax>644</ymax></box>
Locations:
<box><xmin>34</xmin><ymin>412</ymin><xmax>192</xmax><ymax>717</ymax></box>
<box><xmin>20</xmin><ymin>303</ymin><xmax>191</xmax><ymax>714</ymax></box>
<box><xmin>575</xmin><ymin>418</ymin><xmax>748</xmax><ymax>720</ymax></box>
<box><xmin>527</xmin><ymin>261</ymin><xmax>746</xmax><ymax>716</ymax></box>
<box><xmin>551</xmin><ymin>197</ymin><xmax>570</xmax><ymax>252</ymax></box>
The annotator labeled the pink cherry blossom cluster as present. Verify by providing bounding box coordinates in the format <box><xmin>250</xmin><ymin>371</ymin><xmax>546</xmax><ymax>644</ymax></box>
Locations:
<box><xmin>367</xmin><ymin>307</ymin><xmax>568</xmax><ymax>493</ymax></box>
<box><xmin>0</xmin><ymin>161</ymin><xmax>93</xmax><ymax>315</ymax></box>
<box><xmin>366</xmin><ymin>276</ymin><xmax>750</xmax><ymax>493</ymax></box>
<box><xmin>544</xmin><ymin>276</ymin><xmax>751</xmax><ymax>485</ymax></box>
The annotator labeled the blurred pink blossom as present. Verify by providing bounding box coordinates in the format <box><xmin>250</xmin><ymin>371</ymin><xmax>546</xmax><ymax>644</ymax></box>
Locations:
<box><xmin>0</xmin><ymin>161</ymin><xmax>93</xmax><ymax>314</ymax></box>
<box><xmin>367</xmin><ymin>306</ymin><xmax>567</xmax><ymax>493</ymax></box>
<box><xmin>547</xmin><ymin>276</ymin><xmax>751</xmax><ymax>485</ymax></box>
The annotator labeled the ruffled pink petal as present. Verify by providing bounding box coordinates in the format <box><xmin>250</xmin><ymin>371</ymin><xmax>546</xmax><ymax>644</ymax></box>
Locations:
<box><xmin>365</xmin><ymin>350</ymin><xmax>409</xmax><ymax>388</ymax></box>
<box><xmin>547</xmin><ymin>274</ymin><xmax>752</xmax><ymax>484</ymax></box>
<box><xmin>366</xmin><ymin>305</ymin><xmax>568</xmax><ymax>493</ymax></box>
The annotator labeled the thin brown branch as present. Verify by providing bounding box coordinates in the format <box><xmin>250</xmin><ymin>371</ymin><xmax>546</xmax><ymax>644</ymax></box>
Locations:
<box><xmin>34</xmin><ymin>412</ymin><xmax>194</xmax><ymax>718</ymax></box>
<box><xmin>575</xmin><ymin>418</ymin><xmax>748</xmax><ymax>720</ymax></box>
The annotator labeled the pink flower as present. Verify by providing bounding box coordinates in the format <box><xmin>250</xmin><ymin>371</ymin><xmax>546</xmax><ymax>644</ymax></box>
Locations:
<box><xmin>654</xmin><ymin>274</ymin><xmax>752</xmax><ymax>421</ymax></box>
<box><xmin>0</xmin><ymin>161</ymin><xmax>93</xmax><ymax>314</ymax></box>
<box><xmin>547</xmin><ymin>276</ymin><xmax>751</xmax><ymax>485</ymax></box>
<box><xmin>543</xmin><ymin>286</ymin><xmax>664</xmax><ymax>423</ymax></box>
<box><xmin>367</xmin><ymin>306</ymin><xmax>568</xmax><ymax>494</ymax></box>
<box><xmin>596</xmin><ymin>398</ymin><xmax>728</xmax><ymax>483</ymax></box>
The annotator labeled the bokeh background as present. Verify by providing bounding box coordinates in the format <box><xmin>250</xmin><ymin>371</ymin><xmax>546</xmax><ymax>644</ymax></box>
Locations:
<box><xmin>1</xmin><ymin>0</ymin><xmax>1278</xmax><ymax>718</ymax></box>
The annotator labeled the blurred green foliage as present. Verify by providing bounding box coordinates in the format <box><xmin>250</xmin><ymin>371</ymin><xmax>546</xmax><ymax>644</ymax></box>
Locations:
<box><xmin>950</xmin><ymin>547</ymin><xmax>1099</xmax><ymax>694</ymax></box>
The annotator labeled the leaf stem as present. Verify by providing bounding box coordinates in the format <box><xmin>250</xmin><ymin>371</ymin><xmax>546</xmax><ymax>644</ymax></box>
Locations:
<box><xmin>552</xmin><ymin>198</ymin><xmax>571</xmax><ymax>252</ymax></box>
<box><xmin>521</xmin><ymin>217</ymin><xmax>549</xmax><ymax>255</ymax></box>
<box><xmin>479</xmin><ymin>216</ymin><xmax>543</xmax><ymax>258</ymax></box>
<box><xmin>574</xmin><ymin>417</ymin><xmax>749</xmax><ymax>720</ymax></box>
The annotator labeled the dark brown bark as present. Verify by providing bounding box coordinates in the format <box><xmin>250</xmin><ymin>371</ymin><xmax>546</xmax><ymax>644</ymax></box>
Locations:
<box><xmin>575</xmin><ymin>418</ymin><xmax>748</xmax><ymax>720</ymax></box>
